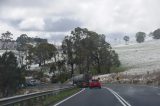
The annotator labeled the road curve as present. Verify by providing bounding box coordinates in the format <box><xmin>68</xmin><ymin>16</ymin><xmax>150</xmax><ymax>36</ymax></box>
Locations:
<box><xmin>55</xmin><ymin>87</ymin><xmax>125</xmax><ymax>106</ymax></box>
<box><xmin>106</xmin><ymin>84</ymin><xmax>160</xmax><ymax>106</ymax></box>
<box><xmin>54</xmin><ymin>84</ymin><xmax>160</xmax><ymax>106</ymax></box>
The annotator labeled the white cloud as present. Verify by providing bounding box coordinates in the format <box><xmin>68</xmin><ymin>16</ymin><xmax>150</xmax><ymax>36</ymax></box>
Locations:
<box><xmin>0</xmin><ymin>0</ymin><xmax>160</xmax><ymax>43</ymax></box>
<box><xmin>18</xmin><ymin>18</ymin><xmax>45</xmax><ymax>31</ymax></box>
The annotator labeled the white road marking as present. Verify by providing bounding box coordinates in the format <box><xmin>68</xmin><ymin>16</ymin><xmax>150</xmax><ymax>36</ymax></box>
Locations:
<box><xmin>54</xmin><ymin>88</ymin><xmax>85</xmax><ymax>106</ymax></box>
<box><xmin>108</xmin><ymin>89</ymin><xmax>127</xmax><ymax>106</ymax></box>
<box><xmin>104</xmin><ymin>87</ymin><xmax>132</xmax><ymax>106</ymax></box>
<box><xmin>109</xmin><ymin>88</ymin><xmax>132</xmax><ymax>106</ymax></box>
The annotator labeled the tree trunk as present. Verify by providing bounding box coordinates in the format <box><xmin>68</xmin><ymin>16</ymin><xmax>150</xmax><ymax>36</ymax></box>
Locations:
<box><xmin>97</xmin><ymin>58</ymin><xmax>101</xmax><ymax>74</ymax></box>
<box><xmin>86</xmin><ymin>57</ymin><xmax>90</xmax><ymax>74</ymax></box>
<box><xmin>107</xmin><ymin>63</ymin><xmax>111</xmax><ymax>73</ymax></box>
<box><xmin>71</xmin><ymin>63</ymin><xmax>74</xmax><ymax>77</ymax></box>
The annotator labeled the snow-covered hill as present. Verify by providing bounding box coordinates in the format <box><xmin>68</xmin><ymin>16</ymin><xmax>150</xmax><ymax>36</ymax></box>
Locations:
<box><xmin>114</xmin><ymin>39</ymin><xmax>160</xmax><ymax>75</ymax></box>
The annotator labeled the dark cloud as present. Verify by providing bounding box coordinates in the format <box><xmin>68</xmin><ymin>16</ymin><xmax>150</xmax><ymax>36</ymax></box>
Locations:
<box><xmin>44</xmin><ymin>18</ymin><xmax>82</xmax><ymax>32</ymax></box>
<box><xmin>12</xmin><ymin>18</ymin><xmax>82</xmax><ymax>32</ymax></box>
<box><xmin>7</xmin><ymin>20</ymin><xmax>22</xmax><ymax>28</ymax></box>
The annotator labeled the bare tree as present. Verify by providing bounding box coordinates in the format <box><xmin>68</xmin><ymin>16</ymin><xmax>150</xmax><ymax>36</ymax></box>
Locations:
<box><xmin>1</xmin><ymin>31</ymin><xmax>13</xmax><ymax>51</ymax></box>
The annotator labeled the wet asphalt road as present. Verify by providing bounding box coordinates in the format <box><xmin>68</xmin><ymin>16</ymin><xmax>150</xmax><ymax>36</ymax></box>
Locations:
<box><xmin>55</xmin><ymin>84</ymin><xmax>160</xmax><ymax>106</ymax></box>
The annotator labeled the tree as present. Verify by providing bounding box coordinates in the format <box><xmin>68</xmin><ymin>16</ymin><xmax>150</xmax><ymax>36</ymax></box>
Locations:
<box><xmin>1</xmin><ymin>31</ymin><xmax>13</xmax><ymax>51</ymax></box>
<box><xmin>16</xmin><ymin>34</ymin><xmax>29</xmax><ymax>66</ymax></box>
<box><xmin>62</xmin><ymin>36</ymin><xmax>75</xmax><ymax>77</ymax></box>
<box><xmin>34</xmin><ymin>43</ymin><xmax>57</xmax><ymax>66</ymax></box>
<box><xmin>0</xmin><ymin>52</ymin><xmax>25</xmax><ymax>97</ymax></box>
<box><xmin>123</xmin><ymin>36</ymin><xmax>129</xmax><ymax>45</ymax></box>
<box><xmin>16</xmin><ymin>34</ymin><xmax>29</xmax><ymax>46</ymax></box>
<box><xmin>62</xmin><ymin>27</ymin><xmax>121</xmax><ymax>75</ymax></box>
<box><xmin>33</xmin><ymin>38</ymin><xmax>48</xmax><ymax>44</ymax></box>
<box><xmin>49</xmin><ymin>63</ymin><xmax>57</xmax><ymax>75</ymax></box>
<box><xmin>25</xmin><ymin>44</ymin><xmax>35</xmax><ymax>69</ymax></box>
<box><xmin>136</xmin><ymin>32</ymin><xmax>146</xmax><ymax>43</ymax></box>
<box><xmin>152</xmin><ymin>28</ymin><xmax>160</xmax><ymax>39</ymax></box>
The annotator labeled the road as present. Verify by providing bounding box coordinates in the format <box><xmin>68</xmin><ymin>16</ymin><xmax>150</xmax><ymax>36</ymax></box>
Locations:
<box><xmin>54</xmin><ymin>84</ymin><xmax>160</xmax><ymax>106</ymax></box>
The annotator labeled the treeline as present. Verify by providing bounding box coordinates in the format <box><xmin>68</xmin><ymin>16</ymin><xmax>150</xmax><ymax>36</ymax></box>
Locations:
<box><xmin>123</xmin><ymin>28</ymin><xmax>160</xmax><ymax>44</ymax></box>
<box><xmin>62</xmin><ymin>27</ymin><xmax>120</xmax><ymax>76</ymax></box>
<box><xmin>16</xmin><ymin>34</ymin><xmax>47</xmax><ymax>44</ymax></box>
<box><xmin>0</xmin><ymin>27</ymin><xmax>120</xmax><ymax>97</ymax></box>
<box><xmin>16</xmin><ymin>34</ymin><xmax>56</xmax><ymax>67</ymax></box>
<box><xmin>0</xmin><ymin>31</ymin><xmax>47</xmax><ymax>50</ymax></box>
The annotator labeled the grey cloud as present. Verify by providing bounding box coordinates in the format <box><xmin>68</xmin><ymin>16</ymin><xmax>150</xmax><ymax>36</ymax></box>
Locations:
<box><xmin>44</xmin><ymin>18</ymin><xmax>82</xmax><ymax>32</ymax></box>
<box><xmin>46</xmin><ymin>33</ymin><xmax>66</xmax><ymax>44</ymax></box>
<box><xmin>0</xmin><ymin>0</ymin><xmax>160</xmax><ymax>43</ymax></box>
<box><xmin>0</xmin><ymin>0</ymin><xmax>52</xmax><ymax>7</ymax></box>
<box><xmin>14</xmin><ymin>18</ymin><xmax>82</xmax><ymax>32</ymax></box>
<box><xmin>7</xmin><ymin>20</ymin><xmax>22</xmax><ymax>28</ymax></box>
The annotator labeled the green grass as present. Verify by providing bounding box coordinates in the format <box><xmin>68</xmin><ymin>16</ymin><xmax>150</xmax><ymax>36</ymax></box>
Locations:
<box><xmin>110</xmin><ymin>66</ymin><xmax>128</xmax><ymax>73</ymax></box>
<box><xmin>89</xmin><ymin>65</ymin><xmax>128</xmax><ymax>75</ymax></box>
<box><xmin>43</xmin><ymin>87</ymin><xmax>81</xmax><ymax>106</ymax></box>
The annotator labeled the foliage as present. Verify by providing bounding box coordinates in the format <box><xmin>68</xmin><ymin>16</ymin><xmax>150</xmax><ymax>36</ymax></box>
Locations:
<box><xmin>16</xmin><ymin>34</ymin><xmax>49</xmax><ymax>67</ymax></box>
<box><xmin>1</xmin><ymin>31</ymin><xmax>13</xmax><ymax>51</ymax></box>
<box><xmin>62</xmin><ymin>27</ymin><xmax>121</xmax><ymax>76</ymax></box>
<box><xmin>136</xmin><ymin>32</ymin><xmax>146</xmax><ymax>43</ymax></box>
<box><xmin>26</xmin><ymin>44</ymin><xmax>35</xmax><ymax>68</ymax></box>
<box><xmin>35</xmin><ymin>71</ymin><xmax>44</xmax><ymax>80</ymax></box>
<box><xmin>57</xmin><ymin>72</ymin><xmax>70</xmax><ymax>83</ymax></box>
<box><xmin>152</xmin><ymin>28</ymin><xmax>160</xmax><ymax>39</ymax></box>
<box><xmin>16</xmin><ymin>34</ymin><xmax>48</xmax><ymax>44</ymax></box>
<box><xmin>123</xmin><ymin>36</ymin><xmax>129</xmax><ymax>44</ymax></box>
<box><xmin>34</xmin><ymin>43</ymin><xmax>57</xmax><ymax>66</ymax></box>
<box><xmin>0</xmin><ymin>52</ymin><xmax>25</xmax><ymax>97</ymax></box>
<box><xmin>16</xmin><ymin>34</ymin><xmax>30</xmax><ymax>66</ymax></box>
<box><xmin>51</xmin><ymin>75</ymin><xmax>58</xmax><ymax>83</ymax></box>
<box><xmin>62</xmin><ymin>36</ymin><xmax>75</xmax><ymax>77</ymax></box>
<box><xmin>33</xmin><ymin>37</ymin><xmax>48</xmax><ymax>44</ymax></box>
<box><xmin>16</xmin><ymin>34</ymin><xmax>29</xmax><ymax>46</ymax></box>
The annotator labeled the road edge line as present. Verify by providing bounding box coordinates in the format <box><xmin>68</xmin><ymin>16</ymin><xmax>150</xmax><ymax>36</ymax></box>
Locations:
<box><xmin>54</xmin><ymin>88</ymin><xmax>85</xmax><ymax>106</ymax></box>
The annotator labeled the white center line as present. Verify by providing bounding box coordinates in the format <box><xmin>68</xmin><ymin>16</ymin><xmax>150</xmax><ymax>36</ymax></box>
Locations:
<box><xmin>104</xmin><ymin>87</ymin><xmax>132</xmax><ymax>106</ymax></box>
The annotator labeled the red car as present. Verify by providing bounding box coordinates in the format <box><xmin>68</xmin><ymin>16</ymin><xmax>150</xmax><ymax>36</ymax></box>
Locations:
<box><xmin>89</xmin><ymin>79</ymin><xmax>101</xmax><ymax>88</ymax></box>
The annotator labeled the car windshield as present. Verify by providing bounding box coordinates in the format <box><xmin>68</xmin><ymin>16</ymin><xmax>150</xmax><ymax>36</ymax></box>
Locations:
<box><xmin>0</xmin><ymin>0</ymin><xmax>160</xmax><ymax>106</ymax></box>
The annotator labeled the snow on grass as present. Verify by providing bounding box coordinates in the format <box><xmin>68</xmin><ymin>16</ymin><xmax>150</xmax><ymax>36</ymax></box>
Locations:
<box><xmin>114</xmin><ymin>39</ymin><xmax>160</xmax><ymax>75</ymax></box>
<box><xmin>0</xmin><ymin>50</ymin><xmax>18</xmax><ymax>56</ymax></box>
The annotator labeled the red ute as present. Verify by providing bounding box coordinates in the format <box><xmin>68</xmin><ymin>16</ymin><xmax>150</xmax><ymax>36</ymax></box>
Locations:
<box><xmin>89</xmin><ymin>79</ymin><xmax>101</xmax><ymax>88</ymax></box>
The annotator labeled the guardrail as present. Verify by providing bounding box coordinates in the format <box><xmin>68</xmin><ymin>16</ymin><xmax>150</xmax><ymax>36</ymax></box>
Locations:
<box><xmin>0</xmin><ymin>86</ymin><xmax>74</xmax><ymax>106</ymax></box>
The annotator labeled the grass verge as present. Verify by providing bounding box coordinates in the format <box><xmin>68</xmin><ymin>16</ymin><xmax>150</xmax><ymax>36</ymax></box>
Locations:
<box><xmin>43</xmin><ymin>87</ymin><xmax>81</xmax><ymax>106</ymax></box>
<box><xmin>110</xmin><ymin>66</ymin><xmax>129</xmax><ymax>73</ymax></box>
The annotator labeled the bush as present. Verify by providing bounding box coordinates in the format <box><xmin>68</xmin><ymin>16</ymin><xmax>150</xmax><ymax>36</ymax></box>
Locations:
<box><xmin>0</xmin><ymin>52</ymin><xmax>25</xmax><ymax>97</ymax></box>
<box><xmin>58</xmin><ymin>73</ymin><xmax>69</xmax><ymax>83</ymax></box>
<box><xmin>51</xmin><ymin>75</ymin><xmax>58</xmax><ymax>83</ymax></box>
<box><xmin>153</xmin><ymin>28</ymin><xmax>160</xmax><ymax>39</ymax></box>
<box><xmin>136</xmin><ymin>32</ymin><xmax>146</xmax><ymax>43</ymax></box>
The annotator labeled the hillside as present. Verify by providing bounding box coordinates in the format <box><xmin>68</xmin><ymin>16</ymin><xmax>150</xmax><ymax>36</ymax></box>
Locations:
<box><xmin>114</xmin><ymin>39</ymin><xmax>160</xmax><ymax>75</ymax></box>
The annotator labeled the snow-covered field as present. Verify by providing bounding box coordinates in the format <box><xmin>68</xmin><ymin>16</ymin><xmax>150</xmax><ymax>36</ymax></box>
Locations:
<box><xmin>114</xmin><ymin>39</ymin><xmax>160</xmax><ymax>75</ymax></box>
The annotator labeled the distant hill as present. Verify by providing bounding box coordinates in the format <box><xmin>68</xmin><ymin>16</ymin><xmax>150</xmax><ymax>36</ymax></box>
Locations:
<box><xmin>114</xmin><ymin>39</ymin><xmax>160</xmax><ymax>75</ymax></box>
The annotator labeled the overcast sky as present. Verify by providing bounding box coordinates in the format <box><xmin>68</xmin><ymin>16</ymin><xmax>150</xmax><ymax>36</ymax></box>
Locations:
<box><xmin>0</xmin><ymin>0</ymin><xmax>160</xmax><ymax>44</ymax></box>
